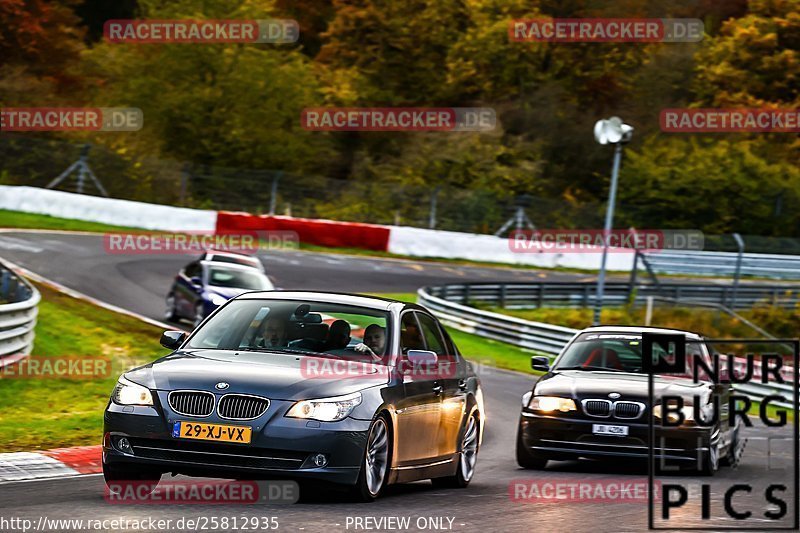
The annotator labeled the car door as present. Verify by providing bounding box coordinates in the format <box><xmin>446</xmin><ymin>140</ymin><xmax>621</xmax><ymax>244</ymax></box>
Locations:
<box><xmin>175</xmin><ymin>261</ymin><xmax>201</xmax><ymax>316</ymax></box>
<box><xmin>393</xmin><ymin>311</ymin><xmax>443</xmax><ymax>465</ymax></box>
<box><xmin>416</xmin><ymin>312</ymin><xmax>467</xmax><ymax>459</ymax></box>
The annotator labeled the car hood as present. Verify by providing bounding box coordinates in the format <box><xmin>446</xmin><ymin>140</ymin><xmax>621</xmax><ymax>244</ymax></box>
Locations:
<box><xmin>124</xmin><ymin>349</ymin><xmax>390</xmax><ymax>401</ymax></box>
<box><xmin>534</xmin><ymin>370</ymin><xmax>712</xmax><ymax>402</ymax></box>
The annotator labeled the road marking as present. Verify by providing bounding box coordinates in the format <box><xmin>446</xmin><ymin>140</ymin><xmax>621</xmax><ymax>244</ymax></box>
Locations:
<box><xmin>0</xmin><ymin>258</ymin><xmax>174</xmax><ymax>330</ymax></box>
<box><xmin>0</xmin><ymin>237</ymin><xmax>43</xmax><ymax>253</ymax></box>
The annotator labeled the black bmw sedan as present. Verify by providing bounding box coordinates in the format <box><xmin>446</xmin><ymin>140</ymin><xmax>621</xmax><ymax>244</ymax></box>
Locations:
<box><xmin>103</xmin><ymin>292</ymin><xmax>484</xmax><ymax>501</ymax></box>
<box><xmin>516</xmin><ymin>326</ymin><xmax>743</xmax><ymax>475</ymax></box>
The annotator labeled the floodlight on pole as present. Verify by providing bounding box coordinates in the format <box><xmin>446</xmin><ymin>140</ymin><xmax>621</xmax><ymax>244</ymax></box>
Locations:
<box><xmin>592</xmin><ymin>117</ymin><xmax>633</xmax><ymax>326</ymax></box>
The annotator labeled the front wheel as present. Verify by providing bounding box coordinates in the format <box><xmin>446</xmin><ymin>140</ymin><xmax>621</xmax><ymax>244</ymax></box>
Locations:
<box><xmin>165</xmin><ymin>294</ymin><xmax>178</xmax><ymax>321</ymax></box>
<box><xmin>721</xmin><ymin>420</ymin><xmax>745</xmax><ymax>468</ymax></box>
<box><xmin>516</xmin><ymin>427</ymin><xmax>548</xmax><ymax>469</ymax></box>
<box><xmin>432</xmin><ymin>411</ymin><xmax>480</xmax><ymax>488</ymax></box>
<box><xmin>350</xmin><ymin>415</ymin><xmax>391</xmax><ymax>502</ymax></box>
<box><xmin>698</xmin><ymin>439</ymin><xmax>720</xmax><ymax>476</ymax></box>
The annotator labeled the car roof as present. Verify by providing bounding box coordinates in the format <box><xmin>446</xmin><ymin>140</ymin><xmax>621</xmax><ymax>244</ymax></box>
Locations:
<box><xmin>236</xmin><ymin>290</ymin><xmax>406</xmax><ymax>311</ymax></box>
<box><xmin>200</xmin><ymin>260</ymin><xmax>266</xmax><ymax>274</ymax></box>
<box><xmin>579</xmin><ymin>325</ymin><xmax>704</xmax><ymax>340</ymax></box>
<box><xmin>202</xmin><ymin>250</ymin><xmax>263</xmax><ymax>266</ymax></box>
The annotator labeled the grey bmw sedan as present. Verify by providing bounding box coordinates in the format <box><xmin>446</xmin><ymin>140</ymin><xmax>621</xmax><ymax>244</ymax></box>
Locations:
<box><xmin>103</xmin><ymin>291</ymin><xmax>484</xmax><ymax>501</ymax></box>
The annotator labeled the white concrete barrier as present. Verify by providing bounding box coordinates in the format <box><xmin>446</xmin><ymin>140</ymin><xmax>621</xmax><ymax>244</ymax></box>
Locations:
<box><xmin>0</xmin><ymin>186</ymin><xmax>217</xmax><ymax>232</ymax></box>
<box><xmin>388</xmin><ymin>226</ymin><xmax>635</xmax><ymax>270</ymax></box>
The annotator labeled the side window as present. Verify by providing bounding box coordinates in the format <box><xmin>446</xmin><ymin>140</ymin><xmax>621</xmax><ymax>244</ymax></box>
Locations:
<box><xmin>417</xmin><ymin>313</ymin><xmax>446</xmax><ymax>356</ymax></box>
<box><xmin>442</xmin><ymin>327</ymin><xmax>459</xmax><ymax>358</ymax></box>
<box><xmin>400</xmin><ymin>312</ymin><xmax>425</xmax><ymax>353</ymax></box>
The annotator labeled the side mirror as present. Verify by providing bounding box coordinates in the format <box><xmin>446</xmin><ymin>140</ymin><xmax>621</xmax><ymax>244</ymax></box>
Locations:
<box><xmin>407</xmin><ymin>350</ymin><xmax>438</xmax><ymax>366</ymax></box>
<box><xmin>160</xmin><ymin>330</ymin><xmax>186</xmax><ymax>350</ymax></box>
<box><xmin>190</xmin><ymin>276</ymin><xmax>202</xmax><ymax>287</ymax></box>
<box><xmin>531</xmin><ymin>356</ymin><xmax>550</xmax><ymax>372</ymax></box>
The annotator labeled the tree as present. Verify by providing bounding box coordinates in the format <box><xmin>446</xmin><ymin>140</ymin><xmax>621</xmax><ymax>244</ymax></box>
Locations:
<box><xmin>0</xmin><ymin>0</ymin><xmax>86</xmax><ymax>102</ymax></box>
<box><xmin>81</xmin><ymin>0</ymin><xmax>333</xmax><ymax>174</ymax></box>
<box><xmin>617</xmin><ymin>136</ymin><xmax>800</xmax><ymax>236</ymax></box>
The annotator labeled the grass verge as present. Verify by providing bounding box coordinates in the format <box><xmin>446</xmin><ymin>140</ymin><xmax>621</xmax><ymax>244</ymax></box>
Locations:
<box><xmin>0</xmin><ymin>282</ymin><xmax>168</xmax><ymax>452</ymax></box>
<box><xmin>373</xmin><ymin>292</ymin><xmax>542</xmax><ymax>375</ymax></box>
<box><xmin>0</xmin><ymin>209</ymin><xmax>142</xmax><ymax>233</ymax></box>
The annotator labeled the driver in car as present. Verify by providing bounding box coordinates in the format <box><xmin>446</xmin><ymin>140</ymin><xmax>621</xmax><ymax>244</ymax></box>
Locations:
<box><xmin>255</xmin><ymin>316</ymin><xmax>286</xmax><ymax>348</ymax></box>
<box><xmin>354</xmin><ymin>324</ymin><xmax>386</xmax><ymax>361</ymax></box>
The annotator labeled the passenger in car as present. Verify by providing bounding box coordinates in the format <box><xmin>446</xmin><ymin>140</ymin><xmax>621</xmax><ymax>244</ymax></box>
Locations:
<box><xmin>323</xmin><ymin>320</ymin><xmax>351</xmax><ymax>351</ymax></box>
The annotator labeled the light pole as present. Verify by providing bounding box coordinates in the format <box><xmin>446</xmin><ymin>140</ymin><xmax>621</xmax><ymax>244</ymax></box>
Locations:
<box><xmin>592</xmin><ymin>117</ymin><xmax>633</xmax><ymax>325</ymax></box>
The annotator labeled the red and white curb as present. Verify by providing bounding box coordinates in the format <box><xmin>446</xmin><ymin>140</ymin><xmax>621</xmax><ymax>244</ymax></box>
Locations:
<box><xmin>0</xmin><ymin>445</ymin><xmax>102</xmax><ymax>482</ymax></box>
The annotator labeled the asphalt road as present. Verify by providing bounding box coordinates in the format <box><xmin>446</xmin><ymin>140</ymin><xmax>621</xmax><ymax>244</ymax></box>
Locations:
<box><xmin>0</xmin><ymin>231</ymin><xmax>604</xmax><ymax>324</ymax></box>
<box><xmin>0</xmin><ymin>231</ymin><xmax>796</xmax><ymax>533</ymax></box>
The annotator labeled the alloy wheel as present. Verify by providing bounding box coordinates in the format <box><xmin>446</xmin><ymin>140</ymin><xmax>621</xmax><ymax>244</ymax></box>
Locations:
<box><xmin>459</xmin><ymin>414</ymin><xmax>479</xmax><ymax>481</ymax></box>
<box><xmin>365</xmin><ymin>418</ymin><xmax>389</xmax><ymax>496</ymax></box>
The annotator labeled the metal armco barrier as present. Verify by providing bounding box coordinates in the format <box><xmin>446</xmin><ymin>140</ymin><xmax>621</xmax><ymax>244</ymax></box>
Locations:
<box><xmin>418</xmin><ymin>284</ymin><xmax>797</xmax><ymax>408</ymax></box>
<box><xmin>0</xmin><ymin>261</ymin><xmax>40</xmax><ymax>365</ymax></box>
<box><xmin>426</xmin><ymin>281</ymin><xmax>800</xmax><ymax>311</ymax></box>
<box><xmin>643</xmin><ymin>250</ymin><xmax>800</xmax><ymax>280</ymax></box>
<box><xmin>417</xmin><ymin>286</ymin><xmax>578</xmax><ymax>355</ymax></box>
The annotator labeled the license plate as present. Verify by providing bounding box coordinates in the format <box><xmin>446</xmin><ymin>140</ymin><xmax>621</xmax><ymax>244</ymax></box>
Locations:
<box><xmin>592</xmin><ymin>424</ymin><xmax>629</xmax><ymax>437</ymax></box>
<box><xmin>173</xmin><ymin>421</ymin><xmax>252</xmax><ymax>443</ymax></box>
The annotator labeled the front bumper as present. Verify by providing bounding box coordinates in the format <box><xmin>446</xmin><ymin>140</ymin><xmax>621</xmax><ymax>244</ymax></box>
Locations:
<box><xmin>519</xmin><ymin>411</ymin><xmax>714</xmax><ymax>464</ymax></box>
<box><xmin>103</xmin><ymin>398</ymin><xmax>370</xmax><ymax>486</ymax></box>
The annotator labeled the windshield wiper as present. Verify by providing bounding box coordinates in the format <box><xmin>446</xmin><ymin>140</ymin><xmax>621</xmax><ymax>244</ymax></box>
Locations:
<box><xmin>238</xmin><ymin>346</ymin><xmax>339</xmax><ymax>358</ymax></box>
<box><xmin>556</xmin><ymin>365</ymin><xmax>626</xmax><ymax>372</ymax></box>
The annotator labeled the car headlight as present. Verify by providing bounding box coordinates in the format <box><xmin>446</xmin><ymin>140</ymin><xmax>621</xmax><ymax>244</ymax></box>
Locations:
<box><xmin>529</xmin><ymin>395</ymin><xmax>576</xmax><ymax>413</ymax></box>
<box><xmin>286</xmin><ymin>392</ymin><xmax>362</xmax><ymax>422</ymax></box>
<box><xmin>652</xmin><ymin>403</ymin><xmax>695</xmax><ymax>424</ymax></box>
<box><xmin>112</xmin><ymin>376</ymin><xmax>153</xmax><ymax>406</ymax></box>
<box><xmin>209</xmin><ymin>293</ymin><xmax>227</xmax><ymax>306</ymax></box>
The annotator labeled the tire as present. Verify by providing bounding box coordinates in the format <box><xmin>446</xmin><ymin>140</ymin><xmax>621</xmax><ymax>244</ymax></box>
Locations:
<box><xmin>193</xmin><ymin>302</ymin><xmax>205</xmax><ymax>329</ymax></box>
<box><xmin>720</xmin><ymin>420</ymin><xmax>744</xmax><ymax>468</ymax></box>
<box><xmin>698</xmin><ymin>438</ymin><xmax>719</xmax><ymax>476</ymax></box>
<box><xmin>350</xmin><ymin>415</ymin><xmax>391</xmax><ymax>502</ymax></box>
<box><xmin>516</xmin><ymin>426</ymin><xmax>548</xmax><ymax>469</ymax></box>
<box><xmin>432</xmin><ymin>411</ymin><xmax>480</xmax><ymax>489</ymax></box>
<box><xmin>103</xmin><ymin>461</ymin><xmax>161</xmax><ymax>496</ymax></box>
<box><xmin>165</xmin><ymin>294</ymin><xmax>178</xmax><ymax>322</ymax></box>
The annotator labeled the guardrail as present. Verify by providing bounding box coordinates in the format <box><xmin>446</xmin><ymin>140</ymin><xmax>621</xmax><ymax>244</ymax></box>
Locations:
<box><xmin>427</xmin><ymin>281</ymin><xmax>800</xmax><ymax>311</ymax></box>
<box><xmin>417</xmin><ymin>287</ymin><xmax>577</xmax><ymax>354</ymax></box>
<box><xmin>0</xmin><ymin>261</ymin><xmax>40</xmax><ymax>365</ymax></box>
<box><xmin>642</xmin><ymin>250</ymin><xmax>800</xmax><ymax>280</ymax></box>
<box><xmin>418</xmin><ymin>284</ymin><xmax>796</xmax><ymax>408</ymax></box>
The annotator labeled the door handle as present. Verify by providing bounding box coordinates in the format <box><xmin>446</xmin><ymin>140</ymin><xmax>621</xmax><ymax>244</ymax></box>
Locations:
<box><xmin>458</xmin><ymin>379</ymin><xmax>468</xmax><ymax>390</ymax></box>
<box><xmin>432</xmin><ymin>384</ymin><xmax>443</xmax><ymax>395</ymax></box>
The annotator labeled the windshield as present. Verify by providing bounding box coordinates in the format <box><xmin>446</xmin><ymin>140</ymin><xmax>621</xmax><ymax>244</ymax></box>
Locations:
<box><xmin>554</xmin><ymin>334</ymin><xmax>647</xmax><ymax>372</ymax></box>
<box><xmin>553</xmin><ymin>333</ymin><xmax>711</xmax><ymax>377</ymax></box>
<box><xmin>206</xmin><ymin>266</ymin><xmax>271</xmax><ymax>290</ymax></box>
<box><xmin>186</xmin><ymin>298</ymin><xmax>391</xmax><ymax>364</ymax></box>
